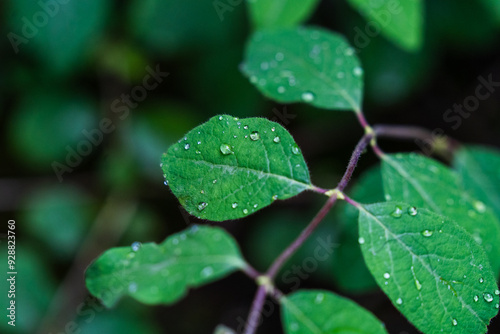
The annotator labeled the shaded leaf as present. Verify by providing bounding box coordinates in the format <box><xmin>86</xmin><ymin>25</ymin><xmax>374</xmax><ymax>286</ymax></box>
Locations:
<box><xmin>382</xmin><ymin>153</ymin><xmax>500</xmax><ymax>276</ymax></box>
<box><xmin>281</xmin><ymin>290</ymin><xmax>388</xmax><ymax>334</ymax></box>
<box><xmin>241</xmin><ymin>27</ymin><xmax>364</xmax><ymax>112</ymax></box>
<box><xmin>85</xmin><ymin>225</ymin><xmax>246</xmax><ymax>307</ymax></box>
<box><xmin>347</xmin><ymin>0</ymin><xmax>423</xmax><ymax>51</ymax></box>
<box><xmin>247</xmin><ymin>0</ymin><xmax>320</xmax><ymax>29</ymax></box>
<box><xmin>358</xmin><ymin>202</ymin><xmax>499</xmax><ymax>334</ymax></box>
<box><xmin>454</xmin><ymin>146</ymin><xmax>500</xmax><ymax>220</ymax></box>
<box><xmin>161</xmin><ymin>115</ymin><xmax>313</xmax><ymax>221</ymax></box>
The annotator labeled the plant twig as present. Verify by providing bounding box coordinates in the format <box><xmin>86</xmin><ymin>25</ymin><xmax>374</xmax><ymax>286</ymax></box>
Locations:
<box><xmin>243</xmin><ymin>286</ymin><xmax>268</xmax><ymax>334</ymax></box>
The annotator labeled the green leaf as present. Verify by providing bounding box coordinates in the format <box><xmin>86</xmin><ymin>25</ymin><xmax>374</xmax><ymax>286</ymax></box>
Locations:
<box><xmin>85</xmin><ymin>225</ymin><xmax>246</xmax><ymax>307</ymax></box>
<box><xmin>247</xmin><ymin>0</ymin><xmax>320</xmax><ymax>29</ymax></box>
<box><xmin>281</xmin><ymin>290</ymin><xmax>388</xmax><ymax>334</ymax></box>
<box><xmin>332</xmin><ymin>166</ymin><xmax>384</xmax><ymax>292</ymax></box>
<box><xmin>241</xmin><ymin>27</ymin><xmax>364</xmax><ymax>112</ymax></box>
<box><xmin>161</xmin><ymin>115</ymin><xmax>313</xmax><ymax>221</ymax></box>
<box><xmin>454</xmin><ymin>146</ymin><xmax>500</xmax><ymax>220</ymax></box>
<box><xmin>358</xmin><ymin>202</ymin><xmax>500</xmax><ymax>334</ymax></box>
<box><xmin>214</xmin><ymin>325</ymin><xmax>236</xmax><ymax>334</ymax></box>
<box><xmin>346</xmin><ymin>0</ymin><xmax>423</xmax><ymax>51</ymax></box>
<box><xmin>7</xmin><ymin>0</ymin><xmax>110</xmax><ymax>76</ymax></box>
<box><xmin>480</xmin><ymin>0</ymin><xmax>500</xmax><ymax>23</ymax></box>
<box><xmin>382</xmin><ymin>153</ymin><xmax>500</xmax><ymax>276</ymax></box>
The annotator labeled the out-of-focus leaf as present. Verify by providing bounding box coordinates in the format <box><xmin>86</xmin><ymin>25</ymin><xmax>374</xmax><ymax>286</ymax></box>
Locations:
<box><xmin>21</xmin><ymin>185</ymin><xmax>93</xmax><ymax>259</ymax></box>
<box><xmin>127</xmin><ymin>0</ymin><xmax>244</xmax><ymax>57</ymax></box>
<box><xmin>7</xmin><ymin>0</ymin><xmax>110</xmax><ymax>75</ymax></box>
<box><xmin>347</xmin><ymin>0</ymin><xmax>423</xmax><ymax>51</ymax></box>
<box><xmin>480</xmin><ymin>0</ymin><xmax>500</xmax><ymax>23</ymax></box>
<box><xmin>86</xmin><ymin>226</ymin><xmax>246</xmax><ymax>307</ymax></box>
<box><xmin>214</xmin><ymin>324</ymin><xmax>236</xmax><ymax>334</ymax></box>
<box><xmin>247</xmin><ymin>0</ymin><xmax>320</xmax><ymax>29</ymax></box>
<box><xmin>241</xmin><ymin>27</ymin><xmax>364</xmax><ymax>112</ymax></box>
<box><xmin>8</xmin><ymin>90</ymin><xmax>97</xmax><ymax>169</ymax></box>
<box><xmin>0</xmin><ymin>247</ymin><xmax>56</xmax><ymax>333</ymax></box>
<box><xmin>281</xmin><ymin>290</ymin><xmax>388</xmax><ymax>334</ymax></box>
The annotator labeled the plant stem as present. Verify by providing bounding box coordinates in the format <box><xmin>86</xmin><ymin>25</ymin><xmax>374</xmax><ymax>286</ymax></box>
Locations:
<box><xmin>243</xmin><ymin>286</ymin><xmax>268</xmax><ymax>334</ymax></box>
<box><xmin>336</xmin><ymin>133</ymin><xmax>373</xmax><ymax>192</ymax></box>
<box><xmin>242</xmin><ymin>264</ymin><xmax>262</xmax><ymax>280</ymax></box>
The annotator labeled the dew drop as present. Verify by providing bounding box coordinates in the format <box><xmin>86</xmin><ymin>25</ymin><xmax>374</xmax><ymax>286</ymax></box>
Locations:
<box><xmin>275</xmin><ymin>52</ymin><xmax>284</xmax><ymax>61</ymax></box>
<box><xmin>385</xmin><ymin>194</ymin><xmax>392</xmax><ymax>201</ymax></box>
<box><xmin>452</xmin><ymin>319</ymin><xmax>458</xmax><ymax>326</ymax></box>
<box><xmin>479</xmin><ymin>277</ymin><xmax>484</xmax><ymax>283</ymax></box>
<box><xmin>484</xmin><ymin>293</ymin><xmax>494</xmax><ymax>303</ymax></box>
<box><xmin>197</xmin><ymin>202</ymin><xmax>208</xmax><ymax>211</ymax></box>
<box><xmin>391</xmin><ymin>206</ymin><xmax>403</xmax><ymax>218</ymax></box>
<box><xmin>495</xmin><ymin>289</ymin><xmax>500</xmax><ymax>295</ymax></box>
<box><xmin>272</xmin><ymin>194</ymin><xmax>278</xmax><ymax>201</ymax></box>
<box><xmin>243</xmin><ymin>209</ymin><xmax>249</xmax><ymax>214</ymax></box>
<box><xmin>128</xmin><ymin>282</ymin><xmax>137</xmax><ymax>293</ymax></box>
<box><xmin>353</xmin><ymin>67</ymin><xmax>363</xmax><ymax>76</ymax></box>
<box><xmin>383</xmin><ymin>273</ymin><xmax>391</xmax><ymax>279</ymax></box>
<box><xmin>164</xmin><ymin>180</ymin><xmax>169</xmax><ymax>186</ymax></box>
<box><xmin>396</xmin><ymin>298</ymin><xmax>403</xmax><ymax>305</ymax></box>
<box><xmin>301</xmin><ymin>91</ymin><xmax>315</xmax><ymax>102</ymax></box>
<box><xmin>220</xmin><ymin>144</ymin><xmax>233</xmax><ymax>155</ymax></box>
<box><xmin>473</xmin><ymin>200</ymin><xmax>486</xmax><ymax>213</ymax></box>
<box><xmin>421</xmin><ymin>230</ymin><xmax>433</xmax><ymax>237</ymax></box>
<box><xmin>250</xmin><ymin>131</ymin><xmax>260</xmax><ymax>141</ymax></box>
<box><xmin>273</xmin><ymin>136</ymin><xmax>280</xmax><ymax>143</ymax></box>
<box><xmin>253</xmin><ymin>204</ymin><xmax>258</xmax><ymax>209</ymax></box>
<box><xmin>271</xmin><ymin>127</ymin><xmax>276</xmax><ymax>132</ymax></box>
<box><xmin>243</xmin><ymin>125</ymin><xmax>249</xmax><ymax>130</ymax></box>
<box><xmin>415</xmin><ymin>280</ymin><xmax>422</xmax><ymax>291</ymax></box>
<box><xmin>213</xmin><ymin>179</ymin><xmax>218</xmax><ymax>184</ymax></box>
<box><xmin>172</xmin><ymin>238</ymin><xmax>179</xmax><ymax>245</ymax></box>
<box><xmin>474</xmin><ymin>295</ymin><xmax>479</xmax><ymax>302</ymax></box>
<box><xmin>358</xmin><ymin>237</ymin><xmax>365</xmax><ymax>245</ymax></box>
<box><xmin>195</xmin><ymin>150</ymin><xmax>201</xmax><ymax>154</ymax></box>
<box><xmin>131</xmin><ymin>242</ymin><xmax>142</xmax><ymax>252</ymax></box>
<box><xmin>408</xmin><ymin>207</ymin><xmax>418</xmax><ymax>216</ymax></box>
<box><xmin>184</xmin><ymin>143</ymin><xmax>190</xmax><ymax>150</ymax></box>
<box><xmin>277</xmin><ymin>86</ymin><xmax>286</xmax><ymax>94</ymax></box>
<box><xmin>315</xmin><ymin>293</ymin><xmax>325</xmax><ymax>304</ymax></box>
<box><xmin>201</xmin><ymin>266</ymin><xmax>214</xmax><ymax>277</ymax></box>
<box><xmin>291</xmin><ymin>144</ymin><xmax>300</xmax><ymax>155</ymax></box>
<box><xmin>219</xmin><ymin>116</ymin><xmax>224</xmax><ymax>120</ymax></box>
<box><xmin>232</xmin><ymin>202</ymin><xmax>238</xmax><ymax>209</ymax></box>
<box><xmin>336</xmin><ymin>72</ymin><xmax>345</xmax><ymax>79</ymax></box>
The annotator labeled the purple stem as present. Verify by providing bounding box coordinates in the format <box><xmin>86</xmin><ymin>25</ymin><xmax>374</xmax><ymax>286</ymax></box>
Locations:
<box><xmin>243</xmin><ymin>286</ymin><xmax>268</xmax><ymax>334</ymax></box>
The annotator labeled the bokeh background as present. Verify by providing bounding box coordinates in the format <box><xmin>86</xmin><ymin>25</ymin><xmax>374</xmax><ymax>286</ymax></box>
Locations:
<box><xmin>0</xmin><ymin>0</ymin><xmax>499</xmax><ymax>333</ymax></box>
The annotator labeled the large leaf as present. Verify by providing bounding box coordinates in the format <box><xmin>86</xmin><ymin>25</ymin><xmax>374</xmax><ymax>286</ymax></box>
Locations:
<box><xmin>281</xmin><ymin>290</ymin><xmax>388</xmax><ymax>334</ymax></box>
<box><xmin>454</xmin><ymin>146</ymin><xmax>500</xmax><ymax>220</ymax></box>
<box><xmin>241</xmin><ymin>27</ymin><xmax>364</xmax><ymax>112</ymax></box>
<box><xmin>161</xmin><ymin>115</ymin><xmax>313</xmax><ymax>221</ymax></box>
<box><xmin>332</xmin><ymin>165</ymin><xmax>384</xmax><ymax>292</ymax></box>
<box><xmin>347</xmin><ymin>0</ymin><xmax>423</xmax><ymax>51</ymax></box>
<box><xmin>382</xmin><ymin>153</ymin><xmax>500</xmax><ymax>276</ymax></box>
<box><xmin>85</xmin><ymin>225</ymin><xmax>246</xmax><ymax>307</ymax></box>
<box><xmin>247</xmin><ymin>0</ymin><xmax>320</xmax><ymax>29</ymax></box>
<box><xmin>358</xmin><ymin>202</ymin><xmax>499</xmax><ymax>334</ymax></box>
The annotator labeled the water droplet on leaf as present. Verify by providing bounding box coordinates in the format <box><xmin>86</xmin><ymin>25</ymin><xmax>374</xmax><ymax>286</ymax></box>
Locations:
<box><xmin>197</xmin><ymin>202</ymin><xmax>208</xmax><ymax>211</ymax></box>
<box><xmin>383</xmin><ymin>273</ymin><xmax>391</xmax><ymax>279</ymax></box>
<box><xmin>358</xmin><ymin>237</ymin><xmax>365</xmax><ymax>245</ymax></box>
<box><xmin>250</xmin><ymin>131</ymin><xmax>260</xmax><ymax>141</ymax></box>
<box><xmin>184</xmin><ymin>143</ymin><xmax>190</xmax><ymax>150</ymax></box>
<box><xmin>232</xmin><ymin>202</ymin><xmax>238</xmax><ymax>209</ymax></box>
<box><xmin>315</xmin><ymin>293</ymin><xmax>324</xmax><ymax>304</ymax></box>
<box><xmin>474</xmin><ymin>295</ymin><xmax>479</xmax><ymax>302</ymax></box>
<box><xmin>243</xmin><ymin>209</ymin><xmax>249</xmax><ymax>214</ymax></box>
<box><xmin>452</xmin><ymin>319</ymin><xmax>458</xmax><ymax>326</ymax></box>
<box><xmin>408</xmin><ymin>207</ymin><xmax>418</xmax><ymax>216</ymax></box>
<box><xmin>273</xmin><ymin>136</ymin><xmax>280</xmax><ymax>143</ymax></box>
<box><xmin>422</xmin><ymin>230</ymin><xmax>433</xmax><ymax>237</ymax></box>
<box><xmin>131</xmin><ymin>242</ymin><xmax>142</xmax><ymax>252</ymax></box>
<box><xmin>396</xmin><ymin>298</ymin><xmax>403</xmax><ymax>305</ymax></box>
<box><xmin>484</xmin><ymin>293</ymin><xmax>494</xmax><ymax>302</ymax></box>
<box><xmin>391</xmin><ymin>206</ymin><xmax>403</xmax><ymax>218</ymax></box>
<box><xmin>291</xmin><ymin>144</ymin><xmax>300</xmax><ymax>155</ymax></box>
<box><xmin>301</xmin><ymin>91</ymin><xmax>315</xmax><ymax>102</ymax></box>
<box><xmin>220</xmin><ymin>144</ymin><xmax>233</xmax><ymax>155</ymax></box>
<box><xmin>201</xmin><ymin>266</ymin><xmax>214</xmax><ymax>277</ymax></box>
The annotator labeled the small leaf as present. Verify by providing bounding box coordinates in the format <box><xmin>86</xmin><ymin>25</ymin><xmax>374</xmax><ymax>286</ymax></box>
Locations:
<box><xmin>247</xmin><ymin>0</ymin><xmax>320</xmax><ymax>29</ymax></box>
<box><xmin>332</xmin><ymin>166</ymin><xmax>383</xmax><ymax>292</ymax></box>
<box><xmin>241</xmin><ymin>27</ymin><xmax>364</xmax><ymax>112</ymax></box>
<box><xmin>281</xmin><ymin>290</ymin><xmax>388</xmax><ymax>334</ymax></box>
<box><xmin>454</xmin><ymin>146</ymin><xmax>500</xmax><ymax>220</ymax></box>
<box><xmin>347</xmin><ymin>0</ymin><xmax>423</xmax><ymax>51</ymax></box>
<box><xmin>85</xmin><ymin>225</ymin><xmax>246</xmax><ymax>307</ymax></box>
<box><xmin>358</xmin><ymin>202</ymin><xmax>499</xmax><ymax>334</ymax></box>
<box><xmin>382</xmin><ymin>153</ymin><xmax>500</xmax><ymax>276</ymax></box>
<box><xmin>161</xmin><ymin>115</ymin><xmax>313</xmax><ymax>221</ymax></box>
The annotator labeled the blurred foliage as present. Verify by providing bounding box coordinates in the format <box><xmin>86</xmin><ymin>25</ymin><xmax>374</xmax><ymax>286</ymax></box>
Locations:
<box><xmin>1</xmin><ymin>0</ymin><xmax>500</xmax><ymax>333</ymax></box>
